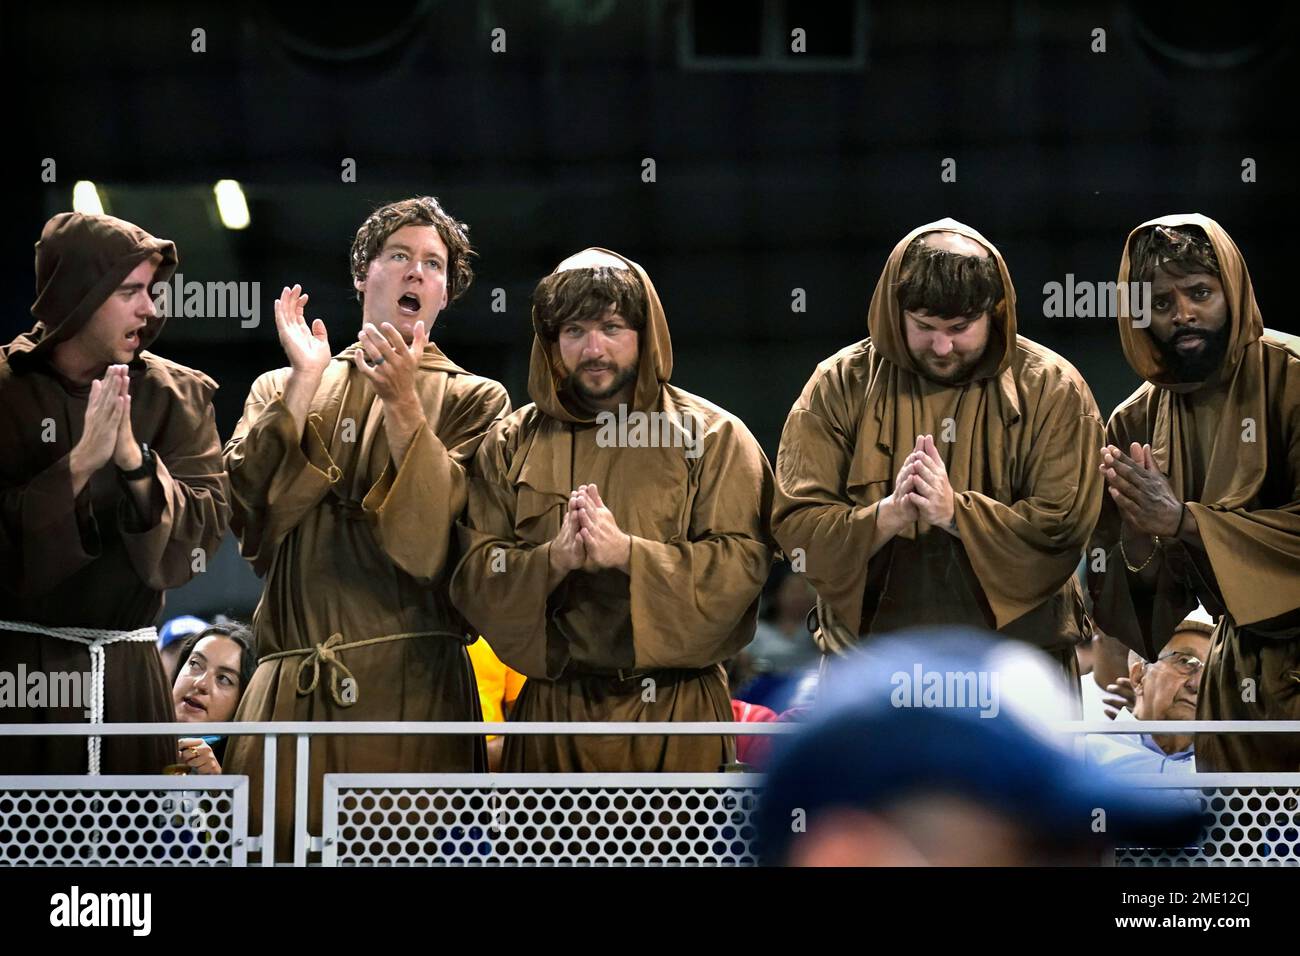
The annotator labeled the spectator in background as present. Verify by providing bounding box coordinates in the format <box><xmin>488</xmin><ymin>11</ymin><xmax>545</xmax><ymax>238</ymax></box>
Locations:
<box><xmin>157</xmin><ymin>615</ymin><xmax>209</xmax><ymax>684</ymax></box>
<box><xmin>1085</xmin><ymin>611</ymin><xmax>1213</xmax><ymax>775</ymax></box>
<box><xmin>734</xmin><ymin>563</ymin><xmax>820</xmax><ymax>713</ymax></box>
<box><xmin>756</xmin><ymin>629</ymin><xmax>1203</xmax><ymax>866</ymax></box>
<box><xmin>171</xmin><ymin>622</ymin><xmax>257</xmax><ymax>774</ymax></box>
<box><xmin>748</xmin><ymin>565</ymin><xmax>820</xmax><ymax>676</ymax></box>
<box><xmin>1078</xmin><ymin>628</ymin><xmax>1137</xmax><ymax>721</ymax></box>
<box><xmin>1095</xmin><ymin>604</ymin><xmax>1216</xmax><ymax>721</ymax></box>
<box><xmin>731</xmin><ymin>658</ymin><xmax>821</xmax><ymax>771</ymax></box>
<box><xmin>467</xmin><ymin>637</ymin><xmax>526</xmax><ymax>772</ymax></box>
<box><xmin>730</xmin><ymin>698</ymin><xmax>778</xmax><ymax>768</ymax></box>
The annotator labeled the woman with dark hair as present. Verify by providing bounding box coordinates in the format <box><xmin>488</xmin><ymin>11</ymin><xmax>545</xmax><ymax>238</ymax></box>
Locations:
<box><xmin>169</xmin><ymin>623</ymin><xmax>256</xmax><ymax>774</ymax></box>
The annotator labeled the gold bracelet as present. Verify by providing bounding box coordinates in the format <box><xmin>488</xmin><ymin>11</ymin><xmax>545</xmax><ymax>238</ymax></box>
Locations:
<box><xmin>1120</xmin><ymin>533</ymin><xmax>1160</xmax><ymax>573</ymax></box>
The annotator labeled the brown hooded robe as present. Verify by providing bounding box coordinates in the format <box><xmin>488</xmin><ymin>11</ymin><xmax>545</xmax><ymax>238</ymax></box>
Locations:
<box><xmin>449</xmin><ymin>248</ymin><xmax>775</xmax><ymax>772</ymax></box>
<box><xmin>222</xmin><ymin>334</ymin><xmax>510</xmax><ymax>859</ymax></box>
<box><xmin>773</xmin><ymin>219</ymin><xmax>1104</xmax><ymax>674</ymax></box>
<box><xmin>0</xmin><ymin>212</ymin><xmax>230</xmax><ymax>773</ymax></box>
<box><xmin>1088</xmin><ymin>213</ymin><xmax>1300</xmax><ymax>772</ymax></box>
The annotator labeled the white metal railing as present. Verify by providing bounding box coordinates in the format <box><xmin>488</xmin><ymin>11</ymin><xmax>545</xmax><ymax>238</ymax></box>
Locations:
<box><xmin>0</xmin><ymin>720</ymin><xmax>787</xmax><ymax>866</ymax></box>
<box><xmin>0</xmin><ymin>774</ymin><xmax>249</xmax><ymax>865</ymax></box>
<box><xmin>2</xmin><ymin>720</ymin><xmax>1298</xmax><ymax>866</ymax></box>
<box><xmin>321</xmin><ymin>772</ymin><xmax>762</xmax><ymax>866</ymax></box>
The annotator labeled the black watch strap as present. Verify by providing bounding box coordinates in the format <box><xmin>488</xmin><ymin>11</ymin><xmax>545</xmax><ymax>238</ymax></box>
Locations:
<box><xmin>118</xmin><ymin>442</ymin><xmax>155</xmax><ymax>481</ymax></box>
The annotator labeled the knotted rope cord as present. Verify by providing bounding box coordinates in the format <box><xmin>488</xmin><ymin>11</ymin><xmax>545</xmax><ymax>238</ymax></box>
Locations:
<box><xmin>0</xmin><ymin>619</ymin><xmax>158</xmax><ymax>774</ymax></box>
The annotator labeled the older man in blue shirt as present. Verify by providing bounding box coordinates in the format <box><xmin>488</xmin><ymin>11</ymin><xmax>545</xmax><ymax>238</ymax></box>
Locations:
<box><xmin>1086</xmin><ymin>613</ymin><xmax>1213</xmax><ymax>774</ymax></box>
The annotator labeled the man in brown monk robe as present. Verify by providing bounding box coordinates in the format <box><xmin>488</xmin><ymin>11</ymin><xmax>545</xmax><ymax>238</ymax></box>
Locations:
<box><xmin>1089</xmin><ymin>215</ymin><xmax>1300</xmax><ymax>771</ymax></box>
<box><xmin>222</xmin><ymin>197</ymin><xmax>510</xmax><ymax>857</ymax></box>
<box><xmin>450</xmin><ymin>248</ymin><xmax>774</xmax><ymax>772</ymax></box>
<box><xmin>773</xmin><ymin>220</ymin><xmax>1104</xmax><ymax>679</ymax></box>
<box><xmin>0</xmin><ymin>212</ymin><xmax>230</xmax><ymax>774</ymax></box>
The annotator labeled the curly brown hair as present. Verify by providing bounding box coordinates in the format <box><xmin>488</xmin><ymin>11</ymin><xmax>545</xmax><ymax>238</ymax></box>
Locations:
<box><xmin>531</xmin><ymin>266</ymin><xmax>647</xmax><ymax>342</ymax></box>
<box><xmin>1127</xmin><ymin>224</ymin><xmax>1220</xmax><ymax>282</ymax></box>
<box><xmin>350</xmin><ymin>196</ymin><xmax>474</xmax><ymax>305</ymax></box>
<box><xmin>896</xmin><ymin>236</ymin><xmax>1004</xmax><ymax>320</ymax></box>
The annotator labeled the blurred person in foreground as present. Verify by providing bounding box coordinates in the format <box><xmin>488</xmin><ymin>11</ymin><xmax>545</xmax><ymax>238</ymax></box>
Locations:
<box><xmin>756</xmin><ymin>628</ymin><xmax>1204</xmax><ymax>866</ymax></box>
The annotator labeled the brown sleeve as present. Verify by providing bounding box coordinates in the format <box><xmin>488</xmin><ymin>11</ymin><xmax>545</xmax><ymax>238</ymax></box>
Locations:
<box><xmin>1183</xmin><ymin>388</ymin><xmax>1300</xmax><ymax>628</ymax></box>
<box><xmin>362</xmin><ymin>378</ymin><xmax>511</xmax><ymax>581</ymax></box>
<box><xmin>1088</xmin><ymin>413</ymin><xmax>1199</xmax><ymax>659</ymax></box>
<box><xmin>1191</xmin><ymin>503</ymin><xmax>1300</xmax><ymax>628</ymax></box>
<box><xmin>119</xmin><ymin>387</ymin><xmax>231</xmax><ymax>591</ymax></box>
<box><xmin>450</xmin><ymin>417</ymin><xmax>558</xmax><ymax>679</ymax></box>
<box><xmin>0</xmin><ymin>453</ymin><xmax>100</xmax><ymax>597</ymax></box>
<box><xmin>772</xmin><ymin>368</ymin><xmax>884</xmax><ymax>635</ymax></box>
<box><xmin>955</xmin><ymin>396</ymin><xmax>1106</xmax><ymax>629</ymax></box>
<box><xmin>223</xmin><ymin>371</ymin><xmax>340</xmax><ymax>576</ymax></box>
<box><xmin>627</xmin><ymin>417</ymin><xmax>775</xmax><ymax>668</ymax></box>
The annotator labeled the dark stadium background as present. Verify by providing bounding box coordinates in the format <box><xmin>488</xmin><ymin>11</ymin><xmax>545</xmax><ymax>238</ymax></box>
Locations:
<box><xmin>6</xmin><ymin>0</ymin><xmax>1296</xmax><ymax>617</ymax></box>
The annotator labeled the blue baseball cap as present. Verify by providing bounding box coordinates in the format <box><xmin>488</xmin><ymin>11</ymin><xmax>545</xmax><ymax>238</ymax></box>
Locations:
<box><xmin>157</xmin><ymin>615</ymin><xmax>209</xmax><ymax>650</ymax></box>
<box><xmin>755</xmin><ymin>628</ymin><xmax>1206</xmax><ymax>863</ymax></box>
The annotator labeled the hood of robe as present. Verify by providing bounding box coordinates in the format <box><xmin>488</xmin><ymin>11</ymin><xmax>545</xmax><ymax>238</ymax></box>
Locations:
<box><xmin>867</xmin><ymin>218</ymin><xmax>1016</xmax><ymax>384</ymax></box>
<box><xmin>1116</xmin><ymin>213</ymin><xmax>1263</xmax><ymax>394</ymax></box>
<box><xmin>6</xmin><ymin>212</ymin><xmax>178</xmax><ymax>366</ymax></box>
<box><xmin>1096</xmin><ymin>215</ymin><xmax>1300</xmax><ymax>635</ymax></box>
<box><xmin>527</xmin><ymin>247</ymin><xmax>673</xmax><ymax>423</ymax></box>
<box><xmin>800</xmin><ymin>219</ymin><xmax>1101</xmax><ymax>638</ymax></box>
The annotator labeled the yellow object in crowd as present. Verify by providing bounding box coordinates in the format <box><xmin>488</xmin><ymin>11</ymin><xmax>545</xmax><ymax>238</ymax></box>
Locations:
<box><xmin>467</xmin><ymin>637</ymin><xmax>526</xmax><ymax>740</ymax></box>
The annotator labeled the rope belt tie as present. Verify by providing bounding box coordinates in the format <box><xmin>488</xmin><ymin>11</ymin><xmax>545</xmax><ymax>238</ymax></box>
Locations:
<box><xmin>259</xmin><ymin>630</ymin><xmax>466</xmax><ymax>708</ymax></box>
<box><xmin>297</xmin><ymin>633</ymin><xmax>356</xmax><ymax>707</ymax></box>
<box><xmin>0</xmin><ymin>619</ymin><xmax>158</xmax><ymax>775</ymax></box>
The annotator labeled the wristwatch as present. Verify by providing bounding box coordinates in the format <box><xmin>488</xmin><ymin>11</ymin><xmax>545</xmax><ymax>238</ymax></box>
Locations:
<box><xmin>119</xmin><ymin>442</ymin><xmax>156</xmax><ymax>481</ymax></box>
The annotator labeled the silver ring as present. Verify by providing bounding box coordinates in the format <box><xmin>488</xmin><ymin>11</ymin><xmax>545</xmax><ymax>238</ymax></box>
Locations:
<box><xmin>369</xmin><ymin>355</ymin><xmax>385</xmax><ymax>367</ymax></box>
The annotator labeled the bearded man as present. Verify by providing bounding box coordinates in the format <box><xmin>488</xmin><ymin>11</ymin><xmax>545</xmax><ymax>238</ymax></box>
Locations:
<box><xmin>1089</xmin><ymin>215</ymin><xmax>1300</xmax><ymax>771</ymax></box>
<box><xmin>450</xmin><ymin>248</ymin><xmax>774</xmax><ymax>772</ymax></box>
<box><xmin>1</xmin><ymin>212</ymin><xmax>229</xmax><ymax>774</ymax></box>
<box><xmin>774</xmin><ymin>220</ymin><xmax>1104</xmax><ymax>681</ymax></box>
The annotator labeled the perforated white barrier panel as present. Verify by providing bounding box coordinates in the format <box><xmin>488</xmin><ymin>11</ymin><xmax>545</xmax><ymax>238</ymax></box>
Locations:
<box><xmin>1117</xmin><ymin>787</ymin><xmax>1300</xmax><ymax>866</ymax></box>
<box><xmin>0</xmin><ymin>776</ymin><xmax>249</xmax><ymax>866</ymax></box>
<box><xmin>323</xmin><ymin>773</ymin><xmax>761</xmax><ymax>866</ymax></box>
<box><xmin>5</xmin><ymin>773</ymin><xmax>1297</xmax><ymax>867</ymax></box>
